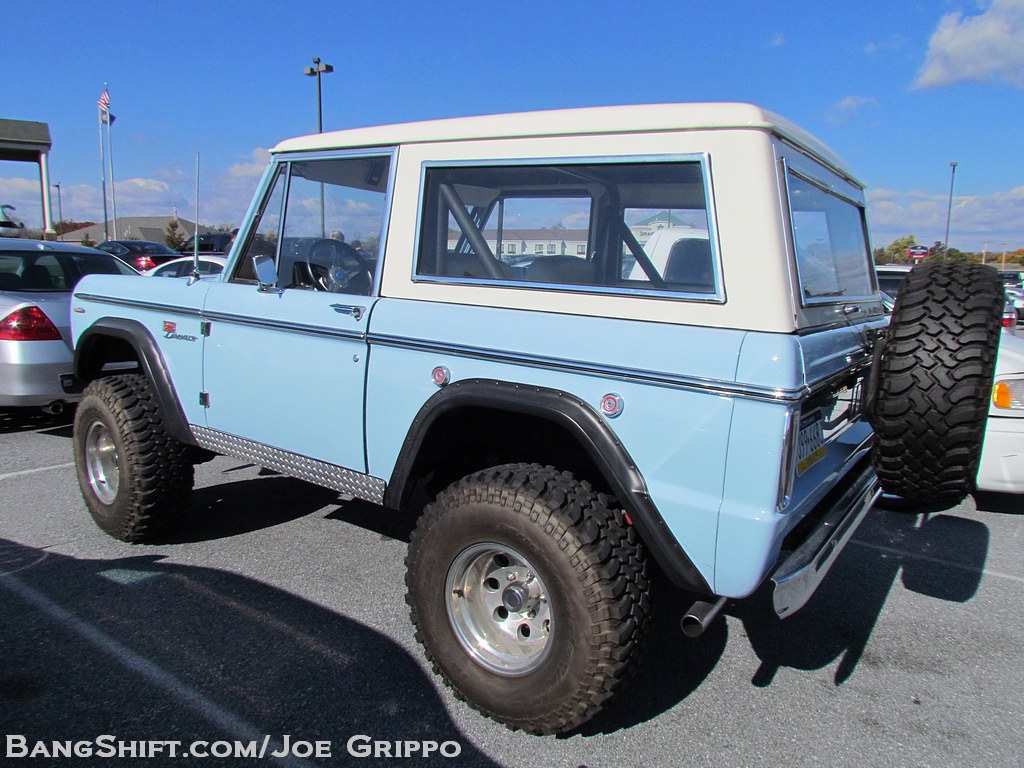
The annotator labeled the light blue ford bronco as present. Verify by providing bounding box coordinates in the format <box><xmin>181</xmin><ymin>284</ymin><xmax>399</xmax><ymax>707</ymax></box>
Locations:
<box><xmin>66</xmin><ymin>103</ymin><xmax>1002</xmax><ymax>734</ymax></box>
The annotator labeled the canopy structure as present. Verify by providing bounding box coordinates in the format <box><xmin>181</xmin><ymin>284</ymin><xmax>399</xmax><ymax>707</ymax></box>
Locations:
<box><xmin>0</xmin><ymin>119</ymin><xmax>54</xmax><ymax>234</ymax></box>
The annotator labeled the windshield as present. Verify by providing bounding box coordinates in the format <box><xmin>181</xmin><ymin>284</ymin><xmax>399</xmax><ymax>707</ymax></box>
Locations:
<box><xmin>0</xmin><ymin>251</ymin><xmax>136</xmax><ymax>292</ymax></box>
<box><xmin>788</xmin><ymin>171</ymin><xmax>874</xmax><ymax>303</ymax></box>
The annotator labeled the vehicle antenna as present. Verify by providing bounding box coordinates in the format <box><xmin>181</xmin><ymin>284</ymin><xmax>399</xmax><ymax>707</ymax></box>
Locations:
<box><xmin>192</xmin><ymin>153</ymin><xmax>200</xmax><ymax>281</ymax></box>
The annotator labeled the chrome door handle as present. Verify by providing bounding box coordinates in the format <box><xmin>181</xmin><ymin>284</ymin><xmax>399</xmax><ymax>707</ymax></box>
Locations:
<box><xmin>330</xmin><ymin>304</ymin><xmax>363</xmax><ymax>321</ymax></box>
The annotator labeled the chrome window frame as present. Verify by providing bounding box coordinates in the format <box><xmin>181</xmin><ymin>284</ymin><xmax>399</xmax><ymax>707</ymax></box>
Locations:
<box><xmin>412</xmin><ymin>153</ymin><xmax>726</xmax><ymax>304</ymax></box>
<box><xmin>230</xmin><ymin>148</ymin><xmax>398</xmax><ymax>295</ymax></box>
<box><xmin>783</xmin><ymin>160</ymin><xmax>877</xmax><ymax>308</ymax></box>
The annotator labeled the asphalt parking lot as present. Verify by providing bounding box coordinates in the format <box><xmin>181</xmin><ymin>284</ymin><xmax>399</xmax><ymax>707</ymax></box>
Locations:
<box><xmin>1</xmin><ymin>407</ymin><xmax>1021</xmax><ymax>768</ymax></box>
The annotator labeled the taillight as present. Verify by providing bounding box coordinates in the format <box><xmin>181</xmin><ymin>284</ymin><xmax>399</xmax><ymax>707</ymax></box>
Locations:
<box><xmin>1003</xmin><ymin>314</ymin><xmax>1017</xmax><ymax>330</ymax></box>
<box><xmin>136</xmin><ymin>256</ymin><xmax>156</xmax><ymax>271</ymax></box>
<box><xmin>0</xmin><ymin>306</ymin><xmax>62</xmax><ymax>341</ymax></box>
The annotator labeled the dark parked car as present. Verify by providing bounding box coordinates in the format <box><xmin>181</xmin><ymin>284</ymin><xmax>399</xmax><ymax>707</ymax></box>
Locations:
<box><xmin>96</xmin><ymin>240</ymin><xmax>181</xmax><ymax>271</ymax></box>
<box><xmin>998</xmin><ymin>270</ymin><xmax>1023</xmax><ymax>290</ymax></box>
<box><xmin>0</xmin><ymin>240</ymin><xmax>137</xmax><ymax>412</ymax></box>
<box><xmin>178</xmin><ymin>232</ymin><xmax>234</xmax><ymax>255</ymax></box>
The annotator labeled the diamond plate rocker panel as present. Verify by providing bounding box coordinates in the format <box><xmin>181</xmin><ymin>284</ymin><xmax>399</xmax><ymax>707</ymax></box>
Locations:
<box><xmin>191</xmin><ymin>425</ymin><xmax>387</xmax><ymax>504</ymax></box>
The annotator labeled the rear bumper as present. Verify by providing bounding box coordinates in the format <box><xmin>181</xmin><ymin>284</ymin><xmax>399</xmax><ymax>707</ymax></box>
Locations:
<box><xmin>770</xmin><ymin>457</ymin><xmax>880</xmax><ymax>617</ymax></box>
<box><xmin>0</xmin><ymin>341</ymin><xmax>79</xmax><ymax>407</ymax></box>
<box><xmin>977</xmin><ymin>415</ymin><xmax>1024</xmax><ymax>493</ymax></box>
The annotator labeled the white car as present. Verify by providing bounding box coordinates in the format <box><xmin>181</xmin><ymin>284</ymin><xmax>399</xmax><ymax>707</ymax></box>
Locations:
<box><xmin>143</xmin><ymin>255</ymin><xmax>227</xmax><ymax>278</ymax></box>
<box><xmin>626</xmin><ymin>226</ymin><xmax>713</xmax><ymax>289</ymax></box>
<box><xmin>979</xmin><ymin>332</ymin><xmax>1024</xmax><ymax>493</ymax></box>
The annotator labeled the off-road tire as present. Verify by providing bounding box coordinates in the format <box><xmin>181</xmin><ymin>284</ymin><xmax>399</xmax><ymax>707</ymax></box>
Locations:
<box><xmin>871</xmin><ymin>262</ymin><xmax>1003</xmax><ymax>503</ymax></box>
<box><xmin>73</xmin><ymin>374</ymin><xmax>194</xmax><ymax>541</ymax></box>
<box><xmin>405</xmin><ymin>463</ymin><xmax>650</xmax><ymax>735</ymax></box>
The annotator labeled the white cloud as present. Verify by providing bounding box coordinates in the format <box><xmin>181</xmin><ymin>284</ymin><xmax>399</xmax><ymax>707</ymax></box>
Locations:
<box><xmin>225</xmin><ymin>148</ymin><xmax>272</xmax><ymax>181</ymax></box>
<box><xmin>913</xmin><ymin>0</ymin><xmax>1024</xmax><ymax>89</ymax></box>
<box><xmin>764</xmin><ymin>33</ymin><xmax>786</xmax><ymax>48</ymax></box>
<box><xmin>0</xmin><ymin>147</ymin><xmax>272</xmax><ymax>230</ymax></box>
<box><xmin>868</xmin><ymin>185</ymin><xmax>1024</xmax><ymax>252</ymax></box>
<box><xmin>826</xmin><ymin>96</ymin><xmax>881</xmax><ymax>125</ymax></box>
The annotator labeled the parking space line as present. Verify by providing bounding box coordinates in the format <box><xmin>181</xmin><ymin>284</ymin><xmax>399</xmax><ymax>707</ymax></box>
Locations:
<box><xmin>851</xmin><ymin>539</ymin><xmax>1024</xmax><ymax>584</ymax></box>
<box><xmin>0</xmin><ymin>571</ymin><xmax>316</xmax><ymax>768</ymax></box>
<box><xmin>0</xmin><ymin>462</ymin><xmax>76</xmax><ymax>482</ymax></box>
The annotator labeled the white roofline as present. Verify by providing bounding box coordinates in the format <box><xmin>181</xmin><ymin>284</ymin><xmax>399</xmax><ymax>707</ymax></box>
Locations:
<box><xmin>271</xmin><ymin>103</ymin><xmax>858</xmax><ymax>184</ymax></box>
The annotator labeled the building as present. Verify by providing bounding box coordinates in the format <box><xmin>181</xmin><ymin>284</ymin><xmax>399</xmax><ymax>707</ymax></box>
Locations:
<box><xmin>448</xmin><ymin>213</ymin><xmax>699</xmax><ymax>261</ymax></box>
<box><xmin>0</xmin><ymin>119</ymin><xmax>55</xmax><ymax>234</ymax></box>
<box><xmin>63</xmin><ymin>216</ymin><xmax>220</xmax><ymax>245</ymax></box>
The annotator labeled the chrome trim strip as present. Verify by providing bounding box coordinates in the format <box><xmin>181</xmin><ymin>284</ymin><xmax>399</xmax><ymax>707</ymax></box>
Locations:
<box><xmin>72</xmin><ymin>293</ymin><xmax>204</xmax><ymax>318</ymax></box>
<box><xmin>73</xmin><ymin>293</ymin><xmax>366</xmax><ymax>342</ymax></box>
<box><xmin>409</xmin><ymin>273</ymin><xmax>727</xmax><ymax>303</ymax></box>
<box><xmin>411</xmin><ymin>153</ymin><xmax>727</xmax><ymax>304</ymax></box>
<box><xmin>368</xmin><ymin>332</ymin><xmax>806</xmax><ymax>402</ymax></box>
<box><xmin>200</xmin><ymin>309</ymin><xmax>366</xmax><ymax>341</ymax></box>
<box><xmin>77</xmin><ymin>293</ymin><xmax>874</xmax><ymax>401</ymax></box>
<box><xmin>191</xmin><ymin>425</ymin><xmax>386</xmax><ymax>504</ymax></box>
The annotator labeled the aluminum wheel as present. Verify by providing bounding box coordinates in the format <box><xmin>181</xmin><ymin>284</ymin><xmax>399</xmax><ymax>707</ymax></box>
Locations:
<box><xmin>83</xmin><ymin>419</ymin><xmax>120</xmax><ymax>505</ymax></box>
<box><xmin>445</xmin><ymin>542</ymin><xmax>553</xmax><ymax>676</ymax></box>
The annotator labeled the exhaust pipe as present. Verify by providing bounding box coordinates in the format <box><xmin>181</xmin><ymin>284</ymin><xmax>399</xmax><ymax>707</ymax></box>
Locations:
<box><xmin>681</xmin><ymin>596</ymin><xmax>728</xmax><ymax>638</ymax></box>
<box><xmin>41</xmin><ymin>400</ymin><xmax>65</xmax><ymax>416</ymax></box>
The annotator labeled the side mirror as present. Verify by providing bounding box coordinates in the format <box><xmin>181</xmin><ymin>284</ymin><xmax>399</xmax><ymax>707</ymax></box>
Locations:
<box><xmin>253</xmin><ymin>255</ymin><xmax>281</xmax><ymax>293</ymax></box>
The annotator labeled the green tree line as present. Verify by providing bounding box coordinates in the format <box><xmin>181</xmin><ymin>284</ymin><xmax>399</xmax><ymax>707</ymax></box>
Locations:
<box><xmin>875</xmin><ymin>235</ymin><xmax>1024</xmax><ymax>266</ymax></box>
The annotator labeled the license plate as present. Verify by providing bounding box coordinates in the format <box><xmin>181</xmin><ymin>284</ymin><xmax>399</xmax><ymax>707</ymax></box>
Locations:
<box><xmin>797</xmin><ymin>412</ymin><xmax>826</xmax><ymax>475</ymax></box>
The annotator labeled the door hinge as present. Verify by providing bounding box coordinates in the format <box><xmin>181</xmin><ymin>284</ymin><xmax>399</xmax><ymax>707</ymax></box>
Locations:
<box><xmin>200</xmin><ymin>320</ymin><xmax>212</xmax><ymax>336</ymax></box>
<box><xmin>199</xmin><ymin>392</ymin><xmax>210</xmax><ymax>407</ymax></box>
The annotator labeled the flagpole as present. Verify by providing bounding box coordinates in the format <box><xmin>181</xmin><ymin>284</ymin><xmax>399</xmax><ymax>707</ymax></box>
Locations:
<box><xmin>97</xmin><ymin>96</ymin><xmax>109</xmax><ymax>241</ymax></box>
<box><xmin>106</xmin><ymin>110</ymin><xmax>118</xmax><ymax>240</ymax></box>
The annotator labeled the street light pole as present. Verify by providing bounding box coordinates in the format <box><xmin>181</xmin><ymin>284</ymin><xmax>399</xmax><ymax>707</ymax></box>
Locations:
<box><xmin>303</xmin><ymin>56</ymin><xmax>333</xmax><ymax>133</ymax></box>
<box><xmin>52</xmin><ymin>182</ymin><xmax>63</xmax><ymax>241</ymax></box>
<box><xmin>303</xmin><ymin>56</ymin><xmax>333</xmax><ymax>236</ymax></box>
<box><xmin>943</xmin><ymin>161</ymin><xmax>958</xmax><ymax>259</ymax></box>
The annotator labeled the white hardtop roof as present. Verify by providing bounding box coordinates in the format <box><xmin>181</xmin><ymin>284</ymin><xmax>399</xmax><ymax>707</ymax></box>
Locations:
<box><xmin>272</xmin><ymin>102</ymin><xmax>856</xmax><ymax>181</ymax></box>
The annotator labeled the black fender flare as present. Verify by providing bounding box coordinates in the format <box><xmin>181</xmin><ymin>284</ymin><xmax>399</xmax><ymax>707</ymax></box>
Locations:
<box><xmin>73</xmin><ymin>317</ymin><xmax>197</xmax><ymax>448</ymax></box>
<box><xmin>385</xmin><ymin>378</ymin><xmax>711</xmax><ymax>594</ymax></box>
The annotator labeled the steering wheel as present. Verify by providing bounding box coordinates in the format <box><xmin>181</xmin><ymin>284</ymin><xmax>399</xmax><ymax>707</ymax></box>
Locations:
<box><xmin>308</xmin><ymin>239</ymin><xmax>373</xmax><ymax>294</ymax></box>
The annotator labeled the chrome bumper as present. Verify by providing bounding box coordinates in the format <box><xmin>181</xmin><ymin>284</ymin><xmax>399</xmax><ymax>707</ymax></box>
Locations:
<box><xmin>770</xmin><ymin>460</ymin><xmax>881</xmax><ymax>617</ymax></box>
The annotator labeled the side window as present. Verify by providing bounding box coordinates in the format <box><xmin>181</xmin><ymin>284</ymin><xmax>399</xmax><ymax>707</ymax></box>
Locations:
<box><xmin>232</xmin><ymin>154</ymin><xmax>391</xmax><ymax>294</ymax></box>
<box><xmin>788</xmin><ymin>171</ymin><xmax>874</xmax><ymax>302</ymax></box>
<box><xmin>416</xmin><ymin>160</ymin><xmax>719</xmax><ymax>297</ymax></box>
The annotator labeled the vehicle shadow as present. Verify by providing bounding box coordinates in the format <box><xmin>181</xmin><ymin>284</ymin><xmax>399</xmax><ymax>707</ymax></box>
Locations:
<box><xmin>731</xmin><ymin>504</ymin><xmax>989</xmax><ymax>688</ymax></box>
<box><xmin>973</xmin><ymin>490</ymin><xmax>1024</xmax><ymax>515</ymax></box>
<box><xmin>0</xmin><ymin>407</ymin><xmax>74</xmax><ymax>436</ymax></box>
<box><xmin>155</xmin><ymin>474</ymin><xmax>343</xmax><ymax>544</ymax></box>
<box><xmin>0</xmin><ymin>538</ymin><xmax>497</xmax><ymax>767</ymax></box>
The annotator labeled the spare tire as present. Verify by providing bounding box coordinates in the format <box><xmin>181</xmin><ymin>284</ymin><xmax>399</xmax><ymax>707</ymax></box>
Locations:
<box><xmin>871</xmin><ymin>262</ymin><xmax>1003</xmax><ymax>503</ymax></box>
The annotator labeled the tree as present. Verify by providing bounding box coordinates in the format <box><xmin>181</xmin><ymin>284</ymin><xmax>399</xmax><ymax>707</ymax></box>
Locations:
<box><xmin>81</xmin><ymin>234</ymin><xmax>96</xmax><ymax>248</ymax></box>
<box><xmin>874</xmin><ymin>235</ymin><xmax>917</xmax><ymax>264</ymax></box>
<box><xmin>165</xmin><ymin>220</ymin><xmax>187</xmax><ymax>250</ymax></box>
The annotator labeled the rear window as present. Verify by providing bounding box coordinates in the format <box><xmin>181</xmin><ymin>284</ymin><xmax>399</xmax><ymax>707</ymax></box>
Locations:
<box><xmin>788</xmin><ymin>170</ymin><xmax>874</xmax><ymax>304</ymax></box>
<box><xmin>0</xmin><ymin>251</ymin><xmax>135</xmax><ymax>292</ymax></box>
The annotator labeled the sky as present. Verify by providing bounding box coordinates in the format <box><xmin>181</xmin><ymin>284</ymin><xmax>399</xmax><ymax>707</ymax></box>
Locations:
<box><xmin>3</xmin><ymin>0</ymin><xmax>1023</xmax><ymax>254</ymax></box>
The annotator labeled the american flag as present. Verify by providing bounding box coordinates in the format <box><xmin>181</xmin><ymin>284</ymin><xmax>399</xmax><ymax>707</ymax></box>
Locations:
<box><xmin>98</xmin><ymin>89</ymin><xmax>110</xmax><ymax>111</ymax></box>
